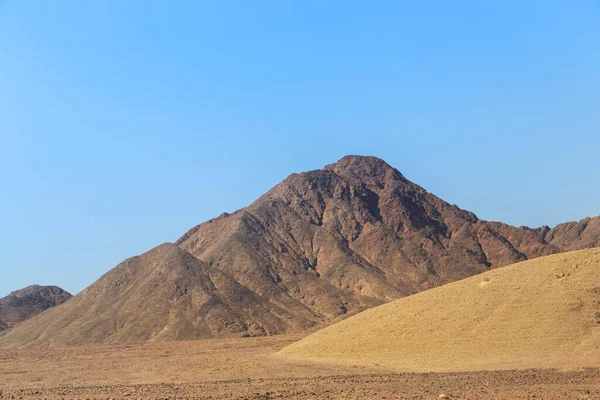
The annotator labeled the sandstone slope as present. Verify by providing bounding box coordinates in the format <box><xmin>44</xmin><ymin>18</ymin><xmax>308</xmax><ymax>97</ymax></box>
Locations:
<box><xmin>280</xmin><ymin>248</ymin><xmax>600</xmax><ymax>371</ymax></box>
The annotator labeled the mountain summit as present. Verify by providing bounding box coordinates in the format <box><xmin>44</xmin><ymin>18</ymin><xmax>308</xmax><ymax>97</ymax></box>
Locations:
<box><xmin>2</xmin><ymin>156</ymin><xmax>599</xmax><ymax>347</ymax></box>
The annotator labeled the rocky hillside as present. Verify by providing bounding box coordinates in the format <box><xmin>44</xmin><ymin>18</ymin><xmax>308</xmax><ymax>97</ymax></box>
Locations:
<box><xmin>176</xmin><ymin>155</ymin><xmax>599</xmax><ymax>322</ymax></box>
<box><xmin>0</xmin><ymin>244</ymin><xmax>314</xmax><ymax>346</ymax></box>
<box><xmin>2</xmin><ymin>155</ymin><xmax>598</xmax><ymax>346</ymax></box>
<box><xmin>0</xmin><ymin>285</ymin><xmax>72</xmax><ymax>331</ymax></box>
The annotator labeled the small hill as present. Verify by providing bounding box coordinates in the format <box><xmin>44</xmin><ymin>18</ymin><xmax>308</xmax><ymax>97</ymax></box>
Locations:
<box><xmin>0</xmin><ymin>285</ymin><xmax>71</xmax><ymax>331</ymax></box>
<box><xmin>279</xmin><ymin>248</ymin><xmax>600</xmax><ymax>372</ymax></box>
<box><xmin>0</xmin><ymin>243</ymin><xmax>312</xmax><ymax>347</ymax></box>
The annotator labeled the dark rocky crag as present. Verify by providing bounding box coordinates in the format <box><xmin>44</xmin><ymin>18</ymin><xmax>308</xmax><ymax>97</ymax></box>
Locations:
<box><xmin>0</xmin><ymin>285</ymin><xmax>72</xmax><ymax>331</ymax></box>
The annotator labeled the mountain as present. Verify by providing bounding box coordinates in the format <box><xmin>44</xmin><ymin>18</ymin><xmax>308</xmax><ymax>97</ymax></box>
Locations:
<box><xmin>0</xmin><ymin>285</ymin><xmax>72</xmax><ymax>331</ymax></box>
<box><xmin>176</xmin><ymin>155</ymin><xmax>599</xmax><ymax>321</ymax></box>
<box><xmin>1</xmin><ymin>155</ymin><xmax>599</xmax><ymax>347</ymax></box>
<box><xmin>280</xmin><ymin>248</ymin><xmax>600</xmax><ymax>372</ymax></box>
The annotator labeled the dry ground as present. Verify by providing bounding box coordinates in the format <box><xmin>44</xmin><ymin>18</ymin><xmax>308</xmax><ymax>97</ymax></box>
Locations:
<box><xmin>1</xmin><ymin>335</ymin><xmax>599</xmax><ymax>399</ymax></box>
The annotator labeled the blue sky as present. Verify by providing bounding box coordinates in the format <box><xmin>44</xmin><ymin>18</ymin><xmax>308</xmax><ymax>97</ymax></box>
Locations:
<box><xmin>1</xmin><ymin>1</ymin><xmax>599</xmax><ymax>297</ymax></box>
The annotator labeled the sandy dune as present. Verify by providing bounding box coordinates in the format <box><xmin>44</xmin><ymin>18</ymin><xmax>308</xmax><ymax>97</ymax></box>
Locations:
<box><xmin>280</xmin><ymin>248</ymin><xmax>600</xmax><ymax>372</ymax></box>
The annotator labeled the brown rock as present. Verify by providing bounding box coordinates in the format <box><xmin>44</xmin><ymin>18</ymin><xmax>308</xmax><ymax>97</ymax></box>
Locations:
<box><xmin>1</xmin><ymin>155</ymin><xmax>599</xmax><ymax>347</ymax></box>
<box><xmin>0</xmin><ymin>285</ymin><xmax>71</xmax><ymax>331</ymax></box>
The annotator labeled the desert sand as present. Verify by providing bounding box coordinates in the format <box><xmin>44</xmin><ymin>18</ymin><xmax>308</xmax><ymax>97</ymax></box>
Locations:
<box><xmin>1</xmin><ymin>335</ymin><xmax>599</xmax><ymax>399</ymax></box>
<box><xmin>280</xmin><ymin>248</ymin><xmax>600</xmax><ymax>372</ymax></box>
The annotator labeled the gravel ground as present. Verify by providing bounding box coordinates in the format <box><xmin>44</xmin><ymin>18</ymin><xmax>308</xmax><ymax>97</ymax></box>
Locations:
<box><xmin>1</xmin><ymin>336</ymin><xmax>598</xmax><ymax>399</ymax></box>
<box><xmin>2</xmin><ymin>369</ymin><xmax>599</xmax><ymax>399</ymax></box>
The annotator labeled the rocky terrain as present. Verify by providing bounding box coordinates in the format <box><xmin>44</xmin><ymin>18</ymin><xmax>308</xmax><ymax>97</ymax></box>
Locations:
<box><xmin>177</xmin><ymin>155</ymin><xmax>600</xmax><ymax>331</ymax></box>
<box><xmin>3</xmin><ymin>369</ymin><xmax>599</xmax><ymax>399</ymax></box>
<box><xmin>0</xmin><ymin>285</ymin><xmax>71</xmax><ymax>331</ymax></box>
<box><xmin>1</xmin><ymin>155</ymin><xmax>599</xmax><ymax>346</ymax></box>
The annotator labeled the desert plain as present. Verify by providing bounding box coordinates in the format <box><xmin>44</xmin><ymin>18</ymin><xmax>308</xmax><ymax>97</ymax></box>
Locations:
<box><xmin>1</xmin><ymin>334</ymin><xmax>599</xmax><ymax>399</ymax></box>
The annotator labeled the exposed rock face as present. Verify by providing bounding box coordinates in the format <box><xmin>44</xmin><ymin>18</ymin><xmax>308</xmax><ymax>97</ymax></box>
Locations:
<box><xmin>0</xmin><ymin>285</ymin><xmax>72</xmax><ymax>330</ymax></box>
<box><xmin>543</xmin><ymin>217</ymin><xmax>600</xmax><ymax>251</ymax></box>
<box><xmin>176</xmin><ymin>156</ymin><xmax>599</xmax><ymax>321</ymax></box>
<box><xmin>1</xmin><ymin>155</ymin><xmax>598</xmax><ymax>347</ymax></box>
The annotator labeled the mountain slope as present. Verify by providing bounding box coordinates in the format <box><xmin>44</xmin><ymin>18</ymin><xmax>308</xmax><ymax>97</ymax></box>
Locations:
<box><xmin>280</xmin><ymin>248</ymin><xmax>600</xmax><ymax>371</ymax></box>
<box><xmin>0</xmin><ymin>244</ymin><xmax>310</xmax><ymax>347</ymax></box>
<box><xmin>0</xmin><ymin>285</ymin><xmax>72</xmax><ymax>331</ymax></box>
<box><xmin>177</xmin><ymin>155</ymin><xmax>599</xmax><ymax>322</ymax></box>
<box><xmin>2</xmin><ymin>155</ymin><xmax>599</xmax><ymax>346</ymax></box>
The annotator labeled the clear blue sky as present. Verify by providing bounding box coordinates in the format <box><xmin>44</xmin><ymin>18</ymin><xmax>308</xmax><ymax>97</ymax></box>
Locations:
<box><xmin>1</xmin><ymin>1</ymin><xmax>599</xmax><ymax>297</ymax></box>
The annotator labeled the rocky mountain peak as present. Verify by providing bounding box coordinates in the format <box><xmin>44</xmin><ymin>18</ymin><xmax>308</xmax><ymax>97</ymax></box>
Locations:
<box><xmin>326</xmin><ymin>155</ymin><xmax>391</xmax><ymax>172</ymax></box>
<box><xmin>324</xmin><ymin>155</ymin><xmax>407</xmax><ymax>190</ymax></box>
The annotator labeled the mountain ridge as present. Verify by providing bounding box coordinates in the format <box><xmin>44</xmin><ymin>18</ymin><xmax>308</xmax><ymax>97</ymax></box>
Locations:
<box><xmin>1</xmin><ymin>155</ymin><xmax>599</xmax><ymax>347</ymax></box>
